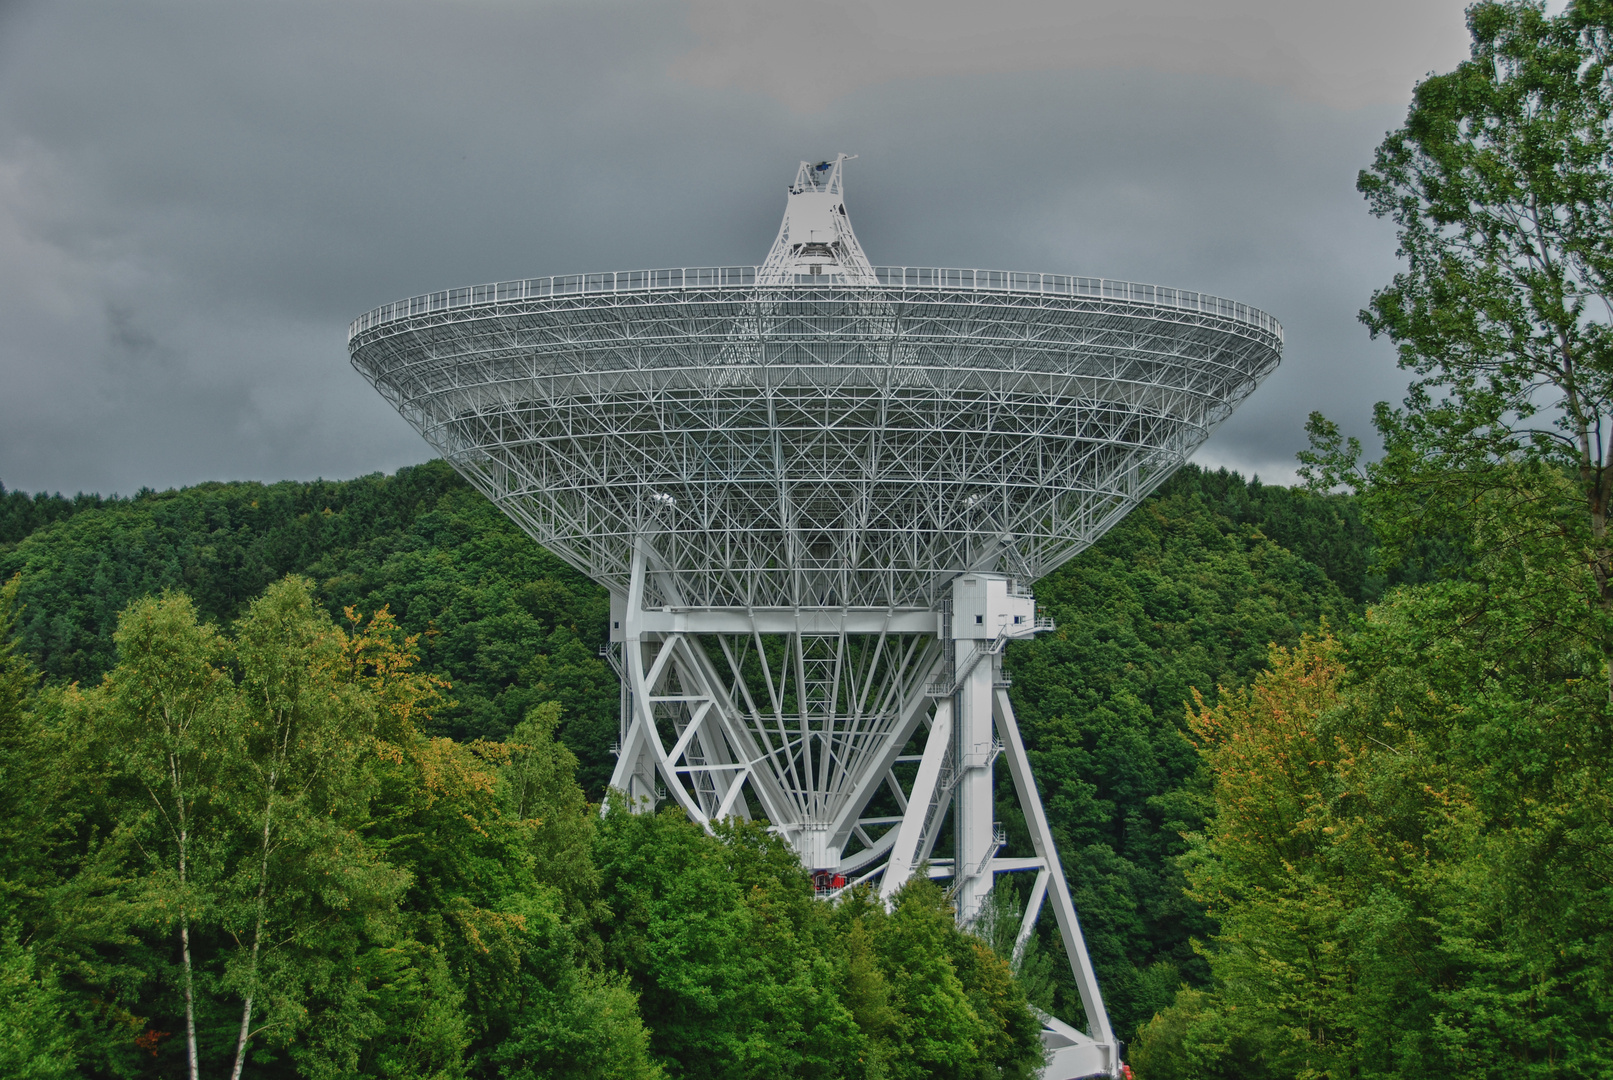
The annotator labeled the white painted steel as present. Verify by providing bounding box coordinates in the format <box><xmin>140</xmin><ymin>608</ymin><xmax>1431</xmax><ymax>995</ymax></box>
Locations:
<box><xmin>350</xmin><ymin>160</ymin><xmax>1281</xmax><ymax>1079</ymax></box>
<box><xmin>349</xmin><ymin>263</ymin><xmax>1278</xmax><ymax>612</ymax></box>
<box><xmin>998</xmin><ymin>684</ymin><xmax>1117</xmax><ymax>1059</ymax></box>
<box><xmin>1015</xmin><ymin>869</ymin><xmax>1052</xmax><ymax>965</ymax></box>
<box><xmin>878</xmin><ymin>699</ymin><xmax>953</xmax><ymax>897</ymax></box>
<box><xmin>1042</xmin><ymin>1013</ymin><xmax>1115</xmax><ymax>1080</ymax></box>
<box><xmin>348</xmin><ymin>267</ymin><xmax>1283</xmax><ymax>340</ymax></box>
<box><xmin>954</xmin><ymin>641</ymin><xmax>1000</xmax><ymax>925</ymax></box>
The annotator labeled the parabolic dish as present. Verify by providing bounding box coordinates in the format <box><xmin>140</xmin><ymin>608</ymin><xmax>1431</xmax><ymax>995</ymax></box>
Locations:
<box><xmin>347</xmin><ymin>266</ymin><xmax>1282</xmax><ymax>609</ymax></box>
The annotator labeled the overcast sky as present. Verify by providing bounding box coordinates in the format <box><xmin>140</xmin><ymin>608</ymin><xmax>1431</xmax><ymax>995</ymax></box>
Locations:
<box><xmin>0</xmin><ymin>0</ymin><xmax>1486</xmax><ymax>496</ymax></box>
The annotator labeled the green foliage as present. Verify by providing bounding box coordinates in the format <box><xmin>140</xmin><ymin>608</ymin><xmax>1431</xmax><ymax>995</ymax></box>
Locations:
<box><xmin>0</xmin><ymin>462</ymin><xmax>618</xmax><ymax>794</ymax></box>
<box><xmin>0</xmin><ymin>483</ymin><xmax>111</xmax><ymax>549</ymax></box>
<box><xmin>1343</xmin><ymin>0</ymin><xmax>1613</xmax><ymax>697</ymax></box>
<box><xmin>0</xmin><ymin>573</ymin><xmax>663</xmax><ymax>1078</ymax></box>
<box><xmin>1127</xmin><ymin>9</ymin><xmax>1613</xmax><ymax>1076</ymax></box>
<box><xmin>490</xmin><ymin>968</ymin><xmax>660</xmax><ymax>1080</ymax></box>
<box><xmin>0</xmin><ymin>574</ymin><xmax>56</xmax><ymax>922</ymax></box>
<box><xmin>595</xmin><ymin>807</ymin><xmax>1044</xmax><ymax>1080</ymax></box>
<box><xmin>1135</xmin><ymin>584</ymin><xmax>1613</xmax><ymax>1079</ymax></box>
<box><xmin>1137</xmin><ymin>460</ymin><xmax>1613</xmax><ymax>1078</ymax></box>
<box><xmin>0</xmin><ymin>927</ymin><xmax>76</xmax><ymax>1080</ymax></box>
<box><xmin>0</xmin><ymin>571</ymin><xmax>1054</xmax><ymax>1078</ymax></box>
<box><xmin>1005</xmin><ymin>465</ymin><xmax>1357</xmax><ymax>1037</ymax></box>
<box><xmin>1</xmin><ymin>459</ymin><xmax>1365</xmax><ymax>1069</ymax></box>
<box><xmin>499</xmin><ymin>702</ymin><xmax>603</xmax><ymax>930</ymax></box>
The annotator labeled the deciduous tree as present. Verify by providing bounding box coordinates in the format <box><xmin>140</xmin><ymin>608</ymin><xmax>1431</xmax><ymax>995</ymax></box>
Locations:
<box><xmin>1317</xmin><ymin>0</ymin><xmax>1613</xmax><ymax>695</ymax></box>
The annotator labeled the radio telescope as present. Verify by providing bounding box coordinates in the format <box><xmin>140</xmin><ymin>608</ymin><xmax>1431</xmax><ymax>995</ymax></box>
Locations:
<box><xmin>349</xmin><ymin>155</ymin><xmax>1281</xmax><ymax>1079</ymax></box>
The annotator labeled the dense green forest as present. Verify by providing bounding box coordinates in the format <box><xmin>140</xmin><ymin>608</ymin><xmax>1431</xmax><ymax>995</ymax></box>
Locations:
<box><xmin>0</xmin><ymin>572</ymin><xmax>1046</xmax><ymax>1079</ymax></box>
<box><xmin>0</xmin><ymin>458</ymin><xmax>1370</xmax><ymax>1077</ymax></box>
<box><xmin>1131</xmin><ymin>3</ymin><xmax>1613</xmax><ymax>1076</ymax></box>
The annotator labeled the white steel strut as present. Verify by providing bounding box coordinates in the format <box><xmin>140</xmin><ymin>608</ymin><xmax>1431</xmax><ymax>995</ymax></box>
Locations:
<box><xmin>351</xmin><ymin>156</ymin><xmax>1283</xmax><ymax>1080</ymax></box>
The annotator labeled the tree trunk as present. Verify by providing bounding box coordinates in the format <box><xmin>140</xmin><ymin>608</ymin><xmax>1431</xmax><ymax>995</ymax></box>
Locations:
<box><xmin>229</xmin><ymin>765</ymin><xmax>276</xmax><ymax>1080</ymax></box>
<box><xmin>179</xmin><ymin>841</ymin><xmax>198</xmax><ymax>1080</ymax></box>
<box><xmin>171</xmin><ymin>751</ymin><xmax>199</xmax><ymax>1080</ymax></box>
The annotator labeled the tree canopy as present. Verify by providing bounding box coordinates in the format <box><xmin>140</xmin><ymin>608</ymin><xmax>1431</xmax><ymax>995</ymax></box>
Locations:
<box><xmin>0</xmin><ymin>457</ymin><xmax>1370</xmax><ymax>1057</ymax></box>
<box><xmin>0</xmin><ymin>571</ymin><xmax>1057</xmax><ymax>1078</ymax></box>
<box><xmin>1135</xmin><ymin>3</ymin><xmax>1613</xmax><ymax>1076</ymax></box>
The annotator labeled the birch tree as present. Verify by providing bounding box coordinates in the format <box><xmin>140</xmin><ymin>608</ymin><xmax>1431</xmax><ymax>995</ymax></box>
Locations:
<box><xmin>1340</xmin><ymin>0</ymin><xmax>1613</xmax><ymax>693</ymax></box>
<box><xmin>218</xmin><ymin>578</ymin><xmax>409</xmax><ymax>1080</ymax></box>
<box><xmin>103</xmin><ymin>593</ymin><xmax>230</xmax><ymax>1080</ymax></box>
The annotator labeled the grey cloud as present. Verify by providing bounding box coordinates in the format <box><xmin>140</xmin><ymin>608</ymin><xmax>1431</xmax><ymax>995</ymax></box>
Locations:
<box><xmin>0</xmin><ymin>0</ymin><xmax>1443</xmax><ymax>494</ymax></box>
<box><xmin>672</xmin><ymin>0</ymin><xmax>1474</xmax><ymax>111</ymax></box>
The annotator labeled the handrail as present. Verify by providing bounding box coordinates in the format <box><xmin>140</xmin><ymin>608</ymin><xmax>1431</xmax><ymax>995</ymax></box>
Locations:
<box><xmin>348</xmin><ymin>265</ymin><xmax>1282</xmax><ymax>342</ymax></box>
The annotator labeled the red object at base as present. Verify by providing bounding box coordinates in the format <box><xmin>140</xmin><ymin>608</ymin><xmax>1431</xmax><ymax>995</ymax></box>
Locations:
<box><xmin>812</xmin><ymin>870</ymin><xmax>847</xmax><ymax>893</ymax></box>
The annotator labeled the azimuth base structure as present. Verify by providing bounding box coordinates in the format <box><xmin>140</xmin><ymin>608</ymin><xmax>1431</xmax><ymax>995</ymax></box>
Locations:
<box><xmin>349</xmin><ymin>156</ymin><xmax>1282</xmax><ymax>1079</ymax></box>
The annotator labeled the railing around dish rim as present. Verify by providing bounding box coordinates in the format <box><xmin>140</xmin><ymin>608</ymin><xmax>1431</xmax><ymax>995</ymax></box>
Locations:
<box><xmin>348</xmin><ymin>266</ymin><xmax>1281</xmax><ymax>341</ymax></box>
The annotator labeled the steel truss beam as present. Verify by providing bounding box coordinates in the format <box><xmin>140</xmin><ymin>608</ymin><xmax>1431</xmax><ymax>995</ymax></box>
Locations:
<box><xmin>606</xmin><ymin>551</ymin><xmax>1116</xmax><ymax>1078</ymax></box>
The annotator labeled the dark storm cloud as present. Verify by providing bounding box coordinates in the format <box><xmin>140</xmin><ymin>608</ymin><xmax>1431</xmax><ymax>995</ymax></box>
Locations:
<box><xmin>0</xmin><ymin>0</ymin><xmax>1473</xmax><ymax>493</ymax></box>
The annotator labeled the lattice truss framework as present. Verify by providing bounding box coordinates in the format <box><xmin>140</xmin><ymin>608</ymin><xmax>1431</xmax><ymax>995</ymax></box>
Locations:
<box><xmin>605</xmin><ymin>606</ymin><xmax>943</xmax><ymax>856</ymax></box>
<box><xmin>349</xmin><ymin>277</ymin><xmax>1281</xmax><ymax>609</ymax></box>
<box><xmin>597</xmin><ymin>564</ymin><xmax>1126</xmax><ymax>1078</ymax></box>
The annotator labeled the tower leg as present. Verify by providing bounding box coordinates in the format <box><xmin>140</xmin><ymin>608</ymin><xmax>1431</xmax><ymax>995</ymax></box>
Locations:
<box><xmin>605</xmin><ymin>702</ymin><xmax>660</xmax><ymax>811</ymax></box>
<box><xmin>995</xmin><ymin>686</ymin><xmax>1117</xmax><ymax>1076</ymax></box>
<box><xmin>878</xmin><ymin>699</ymin><xmax>952</xmax><ymax>901</ymax></box>
<box><xmin>604</xmin><ymin>558</ymin><xmax>1118</xmax><ymax>1077</ymax></box>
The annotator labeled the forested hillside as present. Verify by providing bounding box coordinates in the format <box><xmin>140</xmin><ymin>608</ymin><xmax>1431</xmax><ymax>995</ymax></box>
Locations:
<box><xmin>1127</xmin><ymin>4</ymin><xmax>1613</xmax><ymax>1076</ymax></box>
<box><xmin>7</xmin><ymin>416</ymin><xmax>1605</xmax><ymax>1079</ymax></box>
<box><xmin>1002</xmin><ymin>470</ymin><xmax>1367</xmax><ymax>1035</ymax></box>
<box><xmin>0</xmin><ymin>460</ymin><xmax>1368</xmax><ymax>1058</ymax></box>
<box><xmin>0</xmin><ymin>463</ymin><xmax>620</xmax><ymax>795</ymax></box>
<box><xmin>0</xmin><ymin>575</ymin><xmax>1044</xmax><ymax>1080</ymax></box>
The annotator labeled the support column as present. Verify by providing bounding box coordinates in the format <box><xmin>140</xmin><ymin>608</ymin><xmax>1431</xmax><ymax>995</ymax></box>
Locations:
<box><xmin>954</xmin><ymin>636</ymin><xmax>997</xmax><ymax>924</ymax></box>
<box><xmin>947</xmin><ymin>573</ymin><xmax>1028</xmax><ymax>924</ymax></box>
<box><xmin>878</xmin><ymin>699</ymin><xmax>952</xmax><ymax>902</ymax></box>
